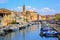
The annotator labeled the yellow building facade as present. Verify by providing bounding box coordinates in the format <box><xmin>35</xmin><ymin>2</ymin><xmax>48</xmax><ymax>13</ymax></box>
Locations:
<box><xmin>3</xmin><ymin>12</ymin><xmax>16</xmax><ymax>26</ymax></box>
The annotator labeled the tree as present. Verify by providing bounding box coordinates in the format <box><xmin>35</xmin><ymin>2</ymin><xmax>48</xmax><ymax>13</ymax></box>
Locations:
<box><xmin>0</xmin><ymin>20</ymin><xmax>1</xmax><ymax>23</ymax></box>
<box><xmin>55</xmin><ymin>15</ymin><xmax>60</xmax><ymax>22</ymax></box>
<box><xmin>11</xmin><ymin>20</ymin><xmax>16</xmax><ymax>24</ymax></box>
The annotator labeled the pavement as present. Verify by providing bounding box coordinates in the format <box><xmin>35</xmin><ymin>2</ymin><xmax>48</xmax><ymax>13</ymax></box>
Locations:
<box><xmin>48</xmin><ymin>23</ymin><xmax>60</xmax><ymax>39</ymax></box>
<box><xmin>49</xmin><ymin>24</ymin><xmax>60</xmax><ymax>32</ymax></box>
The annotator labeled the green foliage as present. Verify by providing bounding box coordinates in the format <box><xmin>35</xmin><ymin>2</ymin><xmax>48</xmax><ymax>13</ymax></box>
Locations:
<box><xmin>56</xmin><ymin>15</ymin><xmax>60</xmax><ymax>21</ymax></box>
<box><xmin>11</xmin><ymin>20</ymin><xmax>16</xmax><ymax>24</ymax></box>
<box><xmin>0</xmin><ymin>20</ymin><xmax>1</xmax><ymax>23</ymax></box>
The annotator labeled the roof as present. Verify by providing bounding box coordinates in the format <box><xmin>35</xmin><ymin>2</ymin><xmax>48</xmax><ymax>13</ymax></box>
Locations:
<box><xmin>0</xmin><ymin>8</ymin><xmax>11</xmax><ymax>14</ymax></box>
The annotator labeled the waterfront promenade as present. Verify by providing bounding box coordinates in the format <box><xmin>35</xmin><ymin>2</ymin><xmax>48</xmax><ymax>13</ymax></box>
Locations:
<box><xmin>0</xmin><ymin>23</ymin><xmax>59</xmax><ymax>40</ymax></box>
<box><xmin>48</xmin><ymin>23</ymin><xmax>60</xmax><ymax>39</ymax></box>
<box><xmin>50</xmin><ymin>24</ymin><xmax>60</xmax><ymax>32</ymax></box>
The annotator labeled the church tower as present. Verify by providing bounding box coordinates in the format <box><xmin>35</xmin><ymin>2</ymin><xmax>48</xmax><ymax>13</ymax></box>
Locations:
<box><xmin>23</xmin><ymin>5</ymin><xmax>26</xmax><ymax>15</ymax></box>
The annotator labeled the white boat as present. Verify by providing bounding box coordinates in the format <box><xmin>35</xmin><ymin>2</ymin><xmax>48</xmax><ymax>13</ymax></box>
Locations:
<box><xmin>0</xmin><ymin>29</ymin><xmax>5</xmax><ymax>35</ymax></box>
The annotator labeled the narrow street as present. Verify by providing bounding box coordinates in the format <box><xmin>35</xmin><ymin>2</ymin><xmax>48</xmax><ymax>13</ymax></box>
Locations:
<box><xmin>0</xmin><ymin>23</ymin><xmax>59</xmax><ymax>40</ymax></box>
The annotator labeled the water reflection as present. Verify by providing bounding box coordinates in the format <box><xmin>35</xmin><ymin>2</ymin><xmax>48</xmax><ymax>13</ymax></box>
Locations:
<box><xmin>0</xmin><ymin>24</ymin><xmax>59</xmax><ymax>40</ymax></box>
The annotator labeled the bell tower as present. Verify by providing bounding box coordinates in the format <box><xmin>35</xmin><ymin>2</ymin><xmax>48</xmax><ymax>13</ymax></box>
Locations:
<box><xmin>23</xmin><ymin>5</ymin><xmax>26</xmax><ymax>15</ymax></box>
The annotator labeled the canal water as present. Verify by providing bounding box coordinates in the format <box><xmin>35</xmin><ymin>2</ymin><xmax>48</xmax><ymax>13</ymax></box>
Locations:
<box><xmin>0</xmin><ymin>24</ymin><xmax>59</xmax><ymax>40</ymax></box>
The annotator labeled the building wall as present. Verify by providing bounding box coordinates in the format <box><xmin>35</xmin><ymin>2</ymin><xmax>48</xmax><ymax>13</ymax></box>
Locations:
<box><xmin>30</xmin><ymin>13</ymin><xmax>37</xmax><ymax>21</ymax></box>
<box><xmin>39</xmin><ymin>15</ymin><xmax>41</xmax><ymax>20</ymax></box>
<box><xmin>41</xmin><ymin>16</ymin><xmax>47</xmax><ymax>20</ymax></box>
<box><xmin>28</xmin><ymin>10</ymin><xmax>40</xmax><ymax>21</ymax></box>
<box><xmin>24</xmin><ymin>10</ymin><xmax>42</xmax><ymax>22</ymax></box>
<box><xmin>22</xmin><ymin>5</ymin><xmax>41</xmax><ymax>22</ymax></box>
<box><xmin>2</xmin><ymin>12</ymin><xmax>16</xmax><ymax>26</ymax></box>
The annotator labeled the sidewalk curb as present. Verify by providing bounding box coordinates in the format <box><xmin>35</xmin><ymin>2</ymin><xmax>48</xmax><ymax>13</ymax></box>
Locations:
<box><xmin>48</xmin><ymin>23</ymin><xmax>60</xmax><ymax>39</ymax></box>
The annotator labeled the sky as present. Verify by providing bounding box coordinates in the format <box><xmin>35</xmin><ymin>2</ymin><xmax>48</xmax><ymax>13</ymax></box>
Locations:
<box><xmin>0</xmin><ymin>0</ymin><xmax>60</xmax><ymax>15</ymax></box>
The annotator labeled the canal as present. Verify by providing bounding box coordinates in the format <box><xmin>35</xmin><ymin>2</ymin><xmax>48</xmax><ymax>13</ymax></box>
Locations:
<box><xmin>0</xmin><ymin>24</ymin><xmax>59</xmax><ymax>40</ymax></box>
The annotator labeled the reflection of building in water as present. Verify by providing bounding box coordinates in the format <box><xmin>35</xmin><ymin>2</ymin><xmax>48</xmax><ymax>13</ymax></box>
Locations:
<box><xmin>29</xmin><ymin>25</ymin><xmax>38</xmax><ymax>32</ymax></box>
<box><xmin>19</xmin><ymin>29</ymin><xmax>26</xmax><ymax>40</ymax></box>
<box><xmin>23</xmin><ymin>29</ymin><xmax>26</xmax><ymax>40</ymax></box>
<box><xmin>5</xmin><ymin>32</ymin><xmax>16</xmax><ymax>40</ymax></box>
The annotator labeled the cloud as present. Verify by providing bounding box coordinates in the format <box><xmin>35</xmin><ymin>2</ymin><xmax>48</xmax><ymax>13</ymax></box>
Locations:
<box><xmin>17</xmin><ymin>6</ymin><xmax>22</xmax><ymax>11</ymax></box>
<box><xmin>17</xmin><ymin>6</ymin><xmax>37</xmax><ymax>11</ymax></box>
<box><xmin>0</xmin><ymin>0</ymin><xmax>9</xmax><ymax>3</ymax></box>
<box><xmin>13</xmin><ymin>6</ymin><xmax>37</xmax><ymax>12</ymax></box>
<box><xmin>26</xmin><ymin>6</ymin><xmax>36</xmax><ymax>10</ymax></box>
<box><xmin>12</xmin><ymin>6</ymin><xmax>56</xmax><ymax>15</ymax></box>
<box><xmin>39</xmin><ymin>8</ymin><xmax>56</xmax><ymax>15</ymax></box>
<box><xmin>39</xmin><ymin>8</ymin><xmax>55</xmax><ymax>12</ymax></box>
<box><xmin>17</xmin><ymin>6</ymin><xmax>22</xmax><ymax>9</ymax></box>
<box><xmin>12</xmin><ymin>6</ymin><xmax>22</xmax><ymax>12</ymax></box>
<box><xmin>26</xmin><ymin>6</ymin><xmax>31</xmax><ymax>9</ymax></box>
